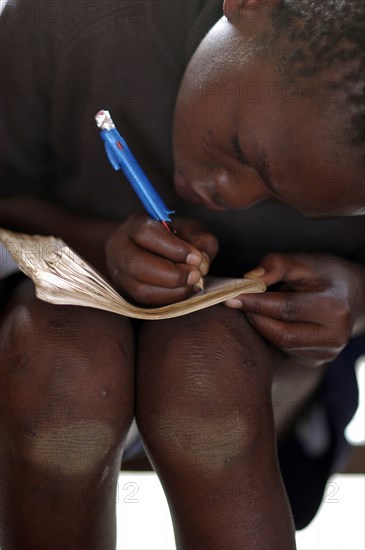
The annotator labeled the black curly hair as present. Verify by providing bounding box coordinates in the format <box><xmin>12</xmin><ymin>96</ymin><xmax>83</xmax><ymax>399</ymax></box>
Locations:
<box><xmin>271</xmin><ymin>0</ymin><xmax>365</xmax><ymax>158</ymax></box>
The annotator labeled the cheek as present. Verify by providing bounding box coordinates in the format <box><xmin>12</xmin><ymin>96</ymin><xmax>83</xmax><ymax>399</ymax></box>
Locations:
<box><xmin>173</xmin><ymin>112</ymin><xmax>202</xmax><ymax>173</ymax></box>
<box><xmin>174</xmin><ymin>85</ymin><xmax>230</xmax><ymax>164</ymax></box>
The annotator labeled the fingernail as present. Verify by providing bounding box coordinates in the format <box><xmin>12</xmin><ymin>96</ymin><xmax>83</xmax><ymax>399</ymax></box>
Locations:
<box><xmin>186</xmin><ymin>252</ymin><xmax>202</xmax><ymax>266</ymax></box>
<box><xmin>199</xmin><ymin>252</ymin><xmax>210</xmax><ymax>276</ymax></box>
<box><xmin>225</xmin><ymin>299</ymin><xmax>242</xmax><ymax>309</ymax></box>
<box><xmin>187</xmin><ymin>270</ymin><xmax>202</xmax><ymax>286</ymax></box>
<box><xmin>244</xmin><ymin>267</ymin><xmax>266</xmax><ymax>279</ymax></box>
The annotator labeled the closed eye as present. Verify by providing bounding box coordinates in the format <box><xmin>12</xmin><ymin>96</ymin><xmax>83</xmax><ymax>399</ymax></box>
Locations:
<box><xmin>233</xmin><ymin>135</ymin><xmax>281</xmax><ymax>197</ymax></box>
<box><xmin>255</xmin><ymin>144</ymin><xmax>281</xmax><ymax>196</ymax></box>
<box><xmin>232</xmin><ymin>134</ymin><xmax>247</xmax><ymax>165</ymax></box>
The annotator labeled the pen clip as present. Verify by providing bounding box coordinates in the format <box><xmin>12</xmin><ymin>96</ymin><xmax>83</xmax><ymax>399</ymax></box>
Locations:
<box><xmin>104</xmin><ymin>142</ymin><xmax>121</xmax><ymax>171</ymax></box>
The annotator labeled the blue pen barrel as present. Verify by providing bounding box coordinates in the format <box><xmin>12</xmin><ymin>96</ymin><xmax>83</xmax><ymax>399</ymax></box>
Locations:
<box><xmin>100</xmin><ymin>128</ymin><xmax>174</xmax><ymax>222</ymax></box>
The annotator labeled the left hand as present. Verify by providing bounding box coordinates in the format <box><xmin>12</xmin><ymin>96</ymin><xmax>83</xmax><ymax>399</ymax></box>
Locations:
<box><xmin>225</xmin><ymin>253</ymin><xmax>365</xmax><ymax>367</ymax></box>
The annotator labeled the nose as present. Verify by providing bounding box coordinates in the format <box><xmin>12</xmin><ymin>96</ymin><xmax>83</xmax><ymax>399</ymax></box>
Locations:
<box><xmin>175</xmin><ymin>162</ymin><xmax>274</xmax><ymax>211</ymax></box>
<box><xmin>174</xmin><ymin>167</ymin><xmax>209</xmax><ymax>206</ymax></box>
<box><xmin>189</xmin><ymin>166</ymin><xmax>230</xmax><ymax>210</ymax></box>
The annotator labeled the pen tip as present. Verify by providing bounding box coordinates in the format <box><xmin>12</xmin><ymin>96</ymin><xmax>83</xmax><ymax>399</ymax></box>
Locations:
<box><xmin>194</xmin><ymin>277</ymin><xmax>205</xmax><ymax>293</ymax></box>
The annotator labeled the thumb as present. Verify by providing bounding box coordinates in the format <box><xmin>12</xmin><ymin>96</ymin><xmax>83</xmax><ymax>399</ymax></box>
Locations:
<box><xmin>189</xmin><ymin>233</ymin><xmax>219</xmax><ymax>276</ymax></box>
<box><xmin>244</xmin><ymin>253</ymin><xmax>313</xmax><ymax>287</ymax></box>
<box><xmin>174</xmin><ymin>219</ymin><xmax>219</xmax><ymax>262</ymax></box>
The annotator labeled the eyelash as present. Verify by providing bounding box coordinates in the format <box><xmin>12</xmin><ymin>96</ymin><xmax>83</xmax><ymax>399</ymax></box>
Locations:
<box><xmin>232</xmin><ymin>135</ymin><xmax>247</xmax><ymax>165</ymax></box>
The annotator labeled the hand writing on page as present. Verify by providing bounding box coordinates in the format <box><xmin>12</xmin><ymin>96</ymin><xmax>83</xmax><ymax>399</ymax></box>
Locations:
<box><xmin>106</xmin><ymin>213</ymin><xmax>218</xmax><ymax>306</ymax></box>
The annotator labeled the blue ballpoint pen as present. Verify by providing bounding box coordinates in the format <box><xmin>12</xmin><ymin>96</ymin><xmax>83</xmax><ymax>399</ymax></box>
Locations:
<box><xmin>95</xmin><ymin>109</ymin><xmax>176</xmax><ymax>233</ymax></box>
<box><xmin>95</xmin><ymin>109</ymin><xmax>204</xmax><ymax>291</ymax></box>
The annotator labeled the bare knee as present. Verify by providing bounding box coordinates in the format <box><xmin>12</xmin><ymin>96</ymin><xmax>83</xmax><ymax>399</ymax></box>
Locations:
<box><xmin>136</xmin><ymin>307</ymin><xmax>275</xmax><ymax>471</ymax></box>
<box><xmin>0</xmin><ymin>295</ymin><xmax>135</xmax><ymax>477</ymax></box>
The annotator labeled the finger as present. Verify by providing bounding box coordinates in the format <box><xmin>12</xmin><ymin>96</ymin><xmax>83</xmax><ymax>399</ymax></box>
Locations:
<box><xmin>245</xmin><ymin>313</ymin><xmax>346</xmax><ymax>362</ymax></box>
<box><xmin>244</xmin><ymin>253</ymin><xmax>321</xmax><ymax>288</ymax></box>
<box><xmin>114</xmin><ymin>272</ymin><xmax>196</xmax><ymax>306</ymax></box>
<box><xmin>185</xmin><ymin>231</ymin><xmax>219</xmax><ymax>263</ymax></box>
<box><xmin>116</xmin><ymin>245</ymin><xmax>203</xmax><ymax>289</ymax></box>
<box><xmin>226</xmin><ymin>291</ymin><xmax>329</xmax><ymax>323</ymax></box>
<box><xmin>197</xmin><ymin>252</ymin><xmax>210</xmax><ymax>276</ymax></box>
<box><xmin>244</xmin><ymin>314</ymin><xmax>325</xmax><ymax>352</ymax></box>
<box><xmin>172</xmin><ymin>218</ymin><xmax>219</xmax><ymax>263</ymax></box>
<box><xmin>131</xmin><ymin>218</ymin><xmax>205</xmax><ymax>267</ymax></box>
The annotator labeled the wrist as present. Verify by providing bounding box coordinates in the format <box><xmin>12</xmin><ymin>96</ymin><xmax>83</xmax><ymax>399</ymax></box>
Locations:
<box><xmin>0</xmin><ymin>197</ymin><xmax>120</xmax><ymax>276</ymax></box>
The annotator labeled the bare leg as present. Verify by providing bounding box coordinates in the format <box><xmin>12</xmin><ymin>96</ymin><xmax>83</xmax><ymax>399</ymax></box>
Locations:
<box><xmin>136</xmin><ymin>306</ymin><xmax>296</xmax><ymax>550</ymax></box>
<box><xmin>0</xmin><ymin>281</ymin><xmax>135</xmax><ymax>550</ymax></box>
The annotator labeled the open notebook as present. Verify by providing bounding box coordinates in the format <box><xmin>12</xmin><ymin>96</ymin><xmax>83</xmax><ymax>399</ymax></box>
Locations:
<box><xmin>0</xmin><ymin>228</ymin><xmax>265</xmax><ymax>320</ymax></box>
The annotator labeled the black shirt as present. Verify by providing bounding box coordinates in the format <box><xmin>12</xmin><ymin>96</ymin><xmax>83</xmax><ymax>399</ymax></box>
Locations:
<box><xmin>1</xmin><ymin>0</ymin><xmax>364</xmax><ymax>275</ymax></box>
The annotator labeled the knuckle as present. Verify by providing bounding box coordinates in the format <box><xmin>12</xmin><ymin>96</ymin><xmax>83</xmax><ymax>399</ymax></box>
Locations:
<box><xmin>124</xmin><ymin>252</ymin><xmax>143</xmax><ymax>276</ymax></box>
<box><xmin>280</xmin><ymin>298</ymin><xmax>299</xmax><ymax>320</ymax></box>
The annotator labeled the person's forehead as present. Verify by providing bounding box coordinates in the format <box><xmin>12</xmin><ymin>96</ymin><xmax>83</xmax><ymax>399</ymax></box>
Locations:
<box><xmin>188</xmin><ymin>17</ymin><xmax>256</xmax><ymax>78</ymax></box>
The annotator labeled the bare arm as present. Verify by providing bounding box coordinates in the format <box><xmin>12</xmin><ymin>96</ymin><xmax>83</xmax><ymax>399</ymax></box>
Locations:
<box><xmin>0</xmin><ymin>197</ymin><xmax>119</xmax><ymax>276</ymax></box>
<box><xmin>0</xmin><ymin>198</ymin><xmax>218</xmax><ymax>305</ymax></box>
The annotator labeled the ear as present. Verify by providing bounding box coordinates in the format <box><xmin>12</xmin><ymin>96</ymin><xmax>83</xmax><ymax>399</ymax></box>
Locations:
<box><xmin>223</xmin><ymin>0</ymin><xmax>282</xmax><ymax>20</ymax></box>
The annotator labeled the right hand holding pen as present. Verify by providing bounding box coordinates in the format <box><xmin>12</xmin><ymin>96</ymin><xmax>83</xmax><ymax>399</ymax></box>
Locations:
<box><xmin>105</xmin><ymin>213</ymin><xmax>218</xmax><ymax>305</ymax></box>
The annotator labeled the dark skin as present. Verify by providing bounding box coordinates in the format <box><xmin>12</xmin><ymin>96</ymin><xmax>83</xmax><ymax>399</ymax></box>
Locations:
<box><xmin>1</xmin><ymin>0</ymin><xmax>365</xmax><ymax>548</ymax></box>
<box><xmin>172</xmin><ymin>0</ymin><xmax>365</xmax><ymax>367</ymax></box>
<box><xmin>174</xmin><ymin>0</ymin><xmax>365</xmax><ymax>217</ymax></box>
<box><xmin>0</xmin><ymin>200</ymin><xmax>304</xmax><ymax>549</ymax></box>
<box><xmin>0</xmin><ymin>206</ymin><xmax>363</xmax><ymax>550</ymax></box>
